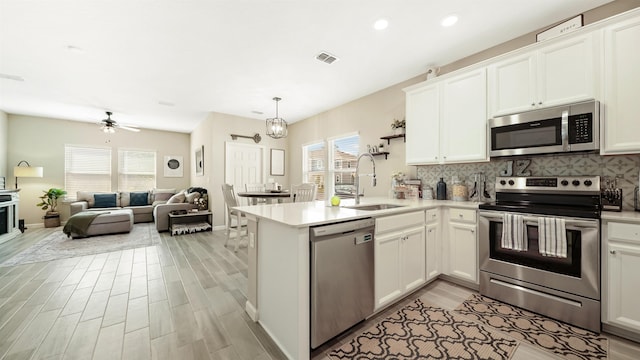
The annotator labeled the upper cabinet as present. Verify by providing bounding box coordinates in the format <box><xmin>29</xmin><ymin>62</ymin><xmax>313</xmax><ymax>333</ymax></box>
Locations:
<box><xmin>601</xmin><ymin>14</ymin><xmax>640</xmax><ymax>155</ymax></box>
<box><xmin>488</xmin><ymin>34</ymin><xmax>596</xmax><ymax>117</ymax></box>
<box><xmin>405</xmin><ymin>68</ymin><xmax>488</xmax><ymax>165</ymax></box>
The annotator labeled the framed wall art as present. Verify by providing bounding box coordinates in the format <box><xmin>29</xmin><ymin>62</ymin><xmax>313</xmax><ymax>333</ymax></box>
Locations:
<box><xmin>270</xmin><ymin>148</ymin><xmax>285</xmax><ymax>176</ymax></box>
<box><xmin>164</xmin><ymin>155</ymin><xmax>183</xmax><ymax>177</ymax></box>
<box><xmin>195</xmin><ymin>146</ymin><xmax>204</xmax><ymax>176</ymax></box>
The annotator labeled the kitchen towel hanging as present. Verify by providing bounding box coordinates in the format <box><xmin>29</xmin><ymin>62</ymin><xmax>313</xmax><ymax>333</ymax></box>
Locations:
<box><xmin>501</xmin><ymin>213</ymin><xmax>527</xmax><ymax>251</ymax></box>
<box><xmin>538</xmin><ymin>217</ymin><xmax>567</xmax><ymax>258</ymax></box>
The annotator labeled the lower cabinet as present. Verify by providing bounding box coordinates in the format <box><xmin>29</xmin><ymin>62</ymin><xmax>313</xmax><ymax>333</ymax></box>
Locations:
<box><xmin>603</xmin><ymin>221</ymin><xmax>640</xmax><ymax>334</ymax></box>
<box><xmin>445</xmin><ymin>208</ymin><xmax>478</xmax><ymax>284</ymax></box>
<box><xmin>375</xmin><ymin>211</ymin><xmax>426</xmax><ymax>310</ymax></box>
<box><xmin>425</xmin><ymin>209</ymin><xmax>441</xmax><ymax>281</ymax></box>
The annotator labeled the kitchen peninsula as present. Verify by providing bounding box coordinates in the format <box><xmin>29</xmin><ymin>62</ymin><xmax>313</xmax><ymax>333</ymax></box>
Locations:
<box><xmin>233</xmin><ymin>197</ymin><xmax>479</xmax><ymax>360</ymax></box>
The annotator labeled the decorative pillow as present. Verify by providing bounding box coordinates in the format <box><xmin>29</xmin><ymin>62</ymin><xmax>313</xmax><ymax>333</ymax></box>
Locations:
<box><xmin>130</xmin><ymin>192</ymin><xmax>149</xmax><ymax>206</ymax></box>
<box><xmin>185</xmin><ymin>192</ymin><xmax>200</xmax><ymax>204</ymax></box>
<box><xmin>94</xmin><ymin>193</ymin><xmax>117</xmax><ymax>208</ymax></box>
<box><xmin>167</xmin><ymin>193</ymin><xmax>186</xmax><ymax>204</ymax></box>
<box><xmin>154</xmin><ymin>192</ymin><xmax>174</xmax><ymax>202</ymax></box>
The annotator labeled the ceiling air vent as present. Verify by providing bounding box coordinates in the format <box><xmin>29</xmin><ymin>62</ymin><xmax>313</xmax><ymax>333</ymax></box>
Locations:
<box><xmin>315</xmin><ymin>52</ymin><xmax>339</xmax><ymax>64</ymax></box>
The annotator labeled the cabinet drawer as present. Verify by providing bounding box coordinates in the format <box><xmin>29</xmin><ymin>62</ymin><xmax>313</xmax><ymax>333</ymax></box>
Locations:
<box><xmin>449</xmin><ymin>208</ymin><xmax>476</xmax><ymax>223</ymax></box>
<box><xmin>376</xmin><ymin>211</ymin><xmax>424</xmax><ymax>233</ymax></box>
<box><xmin>609</xmin><ymin>222</ymin><xmax>640</xmax><ymax>243</ymax></box>
<box><xmin>426</xmin><ymin>209</ymin><xmax>439</xmax><ymax>223</ymax></box>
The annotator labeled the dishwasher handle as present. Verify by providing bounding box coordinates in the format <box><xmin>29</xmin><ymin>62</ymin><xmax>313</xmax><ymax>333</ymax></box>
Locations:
<box><xmin>310</xmin><ymin>218</ymin><xmax>375</xmax><ymax>238</ymax></box>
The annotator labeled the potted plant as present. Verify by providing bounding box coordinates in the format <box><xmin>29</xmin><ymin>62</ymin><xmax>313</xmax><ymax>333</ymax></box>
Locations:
<box><xmin>37</xmin><ymin>188</ymin><xmax>67</xmax><ymax>227</ymax></box>
<box><xmin>391</xmin><ymin>118</ymin><xmax>406</xmax><ymax>135</ymax></box>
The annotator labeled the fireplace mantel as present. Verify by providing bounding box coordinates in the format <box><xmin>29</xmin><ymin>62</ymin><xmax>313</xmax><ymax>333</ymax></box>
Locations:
<box><xmin>0</xmin><ymin>190</ymin><xmax>20</xmax><ymax>245</ymax></box>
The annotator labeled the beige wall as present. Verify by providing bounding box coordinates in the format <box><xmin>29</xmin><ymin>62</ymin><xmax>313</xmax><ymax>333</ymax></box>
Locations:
<box><xmin>288</xmin><ymin>76</ymin><xmax>423</xmax><ymax>199</ymax></box>
<box><xmin>8</xmin><ymin>114</ymin><xmax>191</xmax><ymax>226</ymax></box>
<box><xmin>190</xmin><ymin>112</ymin><xmax>289</xmax><ymax>227</ymax></box>
<box><xmin>0</xmin><ymin>111</ymin><xmax>7</xmax><ymax>179</ymax></box>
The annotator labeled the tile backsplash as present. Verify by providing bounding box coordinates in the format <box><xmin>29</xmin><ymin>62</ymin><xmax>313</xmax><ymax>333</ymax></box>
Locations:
<box><xmin>416</xmin><ymin>153</ymin><xmax>640</xmax><ymax>210</ymax></box>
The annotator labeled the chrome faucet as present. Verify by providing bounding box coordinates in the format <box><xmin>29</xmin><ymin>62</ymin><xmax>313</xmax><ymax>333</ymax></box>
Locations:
<box><xmin>355</xmin><ymin>153</ymin><xmax>376</xmax><ymax>205</ymax></box>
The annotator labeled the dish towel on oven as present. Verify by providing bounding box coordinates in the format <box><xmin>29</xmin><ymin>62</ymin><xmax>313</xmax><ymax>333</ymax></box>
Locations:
<box><xmin>501</xmin><ymin>213</ymin><xmax>527</xmax><ymax>251</ymax></box>
<box><xmin>538</xmin><ymin>217</ymin><xmax>567</xmax><ymax>258</ymax></box>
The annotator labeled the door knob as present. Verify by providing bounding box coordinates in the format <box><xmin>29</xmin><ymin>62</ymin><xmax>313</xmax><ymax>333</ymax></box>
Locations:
<box><xmin>609</xmin><ymin>250</ymin><xmax>616</xmax><ymax>254</ymax></box>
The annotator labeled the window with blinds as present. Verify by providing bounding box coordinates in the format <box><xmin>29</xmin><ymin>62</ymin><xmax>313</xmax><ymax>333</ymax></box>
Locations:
<box><xmin>65</xmin><ymin>145</ymin><xmax>112</xmax><ymax>196</ymax></box>
<box><xmin>302</xmin><ymin>142</ymin><xmax>326</xmax><ymax>200</ymax></box>
<box><xmin>118</xmin><ymin>149</ymin><xmax>156</xmax><ymax>191</ymax></box>
<box><xmin>329</xmin><ymin>134</ymin><xmax>359</xmax><ymax>199</ymax></box>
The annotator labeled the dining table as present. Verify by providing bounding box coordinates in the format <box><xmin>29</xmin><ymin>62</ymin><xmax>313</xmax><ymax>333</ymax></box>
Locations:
<box><xmin>237</xmin><ymin>191</ymin><xmax>291</xmax><ymax>205</ymax></box>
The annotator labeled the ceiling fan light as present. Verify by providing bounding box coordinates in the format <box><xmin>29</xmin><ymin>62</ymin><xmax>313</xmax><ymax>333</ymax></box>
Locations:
<box><xmin>266</xmin><ymin>97</ymin><xmax>288</xmax><ymax>139</ymax></box>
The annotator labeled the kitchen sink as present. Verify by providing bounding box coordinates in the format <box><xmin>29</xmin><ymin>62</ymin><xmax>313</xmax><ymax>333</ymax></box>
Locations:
<box><xmin>342</xmin><ymin>203</ymin><xmax>406</xmax><ymax>211</ymax></box>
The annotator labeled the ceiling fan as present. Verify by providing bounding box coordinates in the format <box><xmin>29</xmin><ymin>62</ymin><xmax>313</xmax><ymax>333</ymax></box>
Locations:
<box><xmin>99</xmin><ymin>111</ymin><xmax>140</xmax><ymax>133</ymax></box>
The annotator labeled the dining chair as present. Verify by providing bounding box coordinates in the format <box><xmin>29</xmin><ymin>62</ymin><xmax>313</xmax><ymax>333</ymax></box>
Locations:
<box><xmin>291</xmin><ymin>183</ymin><xmax>318</xmax><ymax>202</ymax></box>
<box><xmin>245</xmin><ymin>183</ymin><xmax>267</xmax><ymax>205</ymax></box>
<box><xmin>221</xmin><ymin>184</ymin><xmax>247</xmax><ymax>252</ymax></box>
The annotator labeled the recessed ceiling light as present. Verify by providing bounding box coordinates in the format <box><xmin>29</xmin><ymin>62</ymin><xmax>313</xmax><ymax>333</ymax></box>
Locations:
<box><xmin>0</xmin><ymin>73</ymin><xmax>24</xmax><ymax>81</ymax></box>
<box><xmin>441</xmin><ymin>14</ymin><xmax>459</xmax><ymax>27</ymax></box>
<box><xmin>158</xmin><ymin>100</ymin><xmax>175</xmax><ymax>107</ymax></box>
<box><xmin>252</xmin><ymin>110</ymin><xmax>264</xmax><ymax>115</ymax></box>
<box><xmin>373</xmin><ymin>18</ymin><xmax>389</xmax><ymax>30</ymax></box>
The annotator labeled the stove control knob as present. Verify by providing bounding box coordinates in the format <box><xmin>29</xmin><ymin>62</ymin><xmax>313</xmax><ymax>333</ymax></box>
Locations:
<box><xmin>561</xmin><ymin>180</ymin><xmax>569</xmax><ymax>186</ymax></box>
<box><xmin>508</xmin><ymin>180</ymin><xmax>515</xmax><ymax>186</ymax></box>
<box><xmin>500</xmin><ymin>180</ymin><xmax>507</xmax><ymax>185</ymax></box>
<box><xmin>584</xmin><ymin>180</ymin><xmax>593</xmax><ymax>187</ymax></box>
<box><xmin>572</xmin><ymin>180</ymin><xmax>580</xmax><ymax>186</ymax></box>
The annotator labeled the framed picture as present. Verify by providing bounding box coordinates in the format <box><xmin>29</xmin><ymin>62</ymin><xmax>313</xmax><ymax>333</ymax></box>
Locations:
<box><xmin>195</xmin><ymin>146</ymin><xmax>204</xmax><ymax>176</ymax></box>
<box><xmin>164</xmin><ymin>155</ymin><xmax>183</xmax><ymax>177</ymax></box>
<box><xmin>270</xmin><ymin>148</ymin><xmax>285</xmax><ymax>176</ymax></box>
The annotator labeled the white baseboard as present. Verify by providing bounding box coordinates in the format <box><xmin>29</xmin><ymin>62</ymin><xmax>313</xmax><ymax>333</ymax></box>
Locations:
<box><xmin>245</xmin><ymin>301</ymin><xmax>259</xmax><ymax>321</ymax></box>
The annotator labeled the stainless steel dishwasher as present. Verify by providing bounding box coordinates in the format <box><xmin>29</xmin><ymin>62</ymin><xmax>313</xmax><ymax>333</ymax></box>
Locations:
<box><xmin>310</xmin><ymin>217</ymin><xmax>375</xmax><ymax>349</ymax></box>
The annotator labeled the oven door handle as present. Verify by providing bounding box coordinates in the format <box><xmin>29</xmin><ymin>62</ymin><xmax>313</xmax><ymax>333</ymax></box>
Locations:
<box><xmin>479</xmin><ymin>212</ymin><xmax>598</xmax><ymax>229</ymax></box>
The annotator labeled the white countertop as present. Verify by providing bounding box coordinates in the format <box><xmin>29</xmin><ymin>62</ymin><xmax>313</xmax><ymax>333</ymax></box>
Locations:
<box><xmin>233</xmin><ymin>197</ymin><xmax>480</xmax><ymax>228</ymax></box>
<box><xmin>602</xmin><ymin>210</ymin><xmax>640</xmax><ymax>223</ymax></box>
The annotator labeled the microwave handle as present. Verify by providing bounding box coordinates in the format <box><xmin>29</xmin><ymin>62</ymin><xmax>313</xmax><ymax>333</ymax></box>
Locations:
<box><xmin>561</xmin><ymin>110</ymin><xmax>569</xmax><ymax>151</ymax></box>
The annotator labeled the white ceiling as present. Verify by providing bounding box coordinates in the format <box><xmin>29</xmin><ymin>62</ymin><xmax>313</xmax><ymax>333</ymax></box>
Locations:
<box><xmin>0</xmin><ymin>0</ymin><xmax>613</xmax><ymax>133</ymax></box>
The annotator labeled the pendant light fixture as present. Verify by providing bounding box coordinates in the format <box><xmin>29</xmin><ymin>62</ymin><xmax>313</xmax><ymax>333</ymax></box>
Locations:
<box><xmin>266</xmin><ymin>97</ymin><xmax>288</xmax><ymax>139</ymax></box>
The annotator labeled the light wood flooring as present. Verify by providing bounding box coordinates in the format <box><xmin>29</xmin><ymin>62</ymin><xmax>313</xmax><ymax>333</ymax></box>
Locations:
<box><xmin>1</xmin><ymin>226</ymin><xmax>639</xmax><ymax>360</ymax></box>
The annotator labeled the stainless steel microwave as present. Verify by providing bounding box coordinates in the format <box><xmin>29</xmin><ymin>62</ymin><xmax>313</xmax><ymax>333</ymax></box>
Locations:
<box><xmin>489</xmin><ymin>100</ymin><xmax>599</xmax><ymax>157</ymax></box>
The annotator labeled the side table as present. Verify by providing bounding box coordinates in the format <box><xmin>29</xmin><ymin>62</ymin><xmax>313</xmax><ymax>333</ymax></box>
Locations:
<box><xmin>168</xmin><ymin>210</ymin><xmax>213</xmax><ymax>236</ymax></box>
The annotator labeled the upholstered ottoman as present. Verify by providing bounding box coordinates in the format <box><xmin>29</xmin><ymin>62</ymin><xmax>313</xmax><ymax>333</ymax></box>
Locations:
<box><xmin>66</xmin><ymin>209</ymin><xmax>134</xmax><ymax>238</ymax></box>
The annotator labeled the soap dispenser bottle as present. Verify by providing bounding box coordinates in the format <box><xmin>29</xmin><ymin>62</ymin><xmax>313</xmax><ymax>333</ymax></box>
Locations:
<box><xmin>436</xmin><ymin>177</ymin><xmax>447</xmax><ymax>200</ymax></box>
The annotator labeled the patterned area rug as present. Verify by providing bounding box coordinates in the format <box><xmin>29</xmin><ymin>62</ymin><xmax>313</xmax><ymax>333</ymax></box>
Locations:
<box><xmin>329</xmin><ymin>299</ymin><xmax>519</xmax><ymax>360</ymax></box>
<box><xmin>455</xmin><ymin>294</ymin><xmax>608</xmax><ymax>360</ymax></box>
<box><xmin>0</xmin><ymin>223</ymin><xmax>160</xmax><ymax>267</ymax></box>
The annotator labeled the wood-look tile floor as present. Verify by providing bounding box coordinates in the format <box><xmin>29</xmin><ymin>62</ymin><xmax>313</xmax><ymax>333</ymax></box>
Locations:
<box><xmin>1</xmin><ymin>226</ymin><xmax>639</xmax><ymax>360</ymax></box>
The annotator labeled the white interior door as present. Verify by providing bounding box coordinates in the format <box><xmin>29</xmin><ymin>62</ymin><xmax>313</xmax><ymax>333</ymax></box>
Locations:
<box><xmin>225</xmin><ymin>142</ymin><xmax>264</xmax><ymax>205</ymax></box>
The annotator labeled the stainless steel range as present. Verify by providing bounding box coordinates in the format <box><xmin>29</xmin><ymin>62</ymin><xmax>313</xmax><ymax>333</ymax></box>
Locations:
<box><xmin>478</xmin><ymin>176</ymin><xmax>601</xmax><ymax>332</ymax></box>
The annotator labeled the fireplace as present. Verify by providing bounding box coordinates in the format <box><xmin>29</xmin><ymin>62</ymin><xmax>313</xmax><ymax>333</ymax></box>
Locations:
<box><xmin>0</xmin><ymin>191</ymin><xmax>20</xmax><ymax>244</ymax></box>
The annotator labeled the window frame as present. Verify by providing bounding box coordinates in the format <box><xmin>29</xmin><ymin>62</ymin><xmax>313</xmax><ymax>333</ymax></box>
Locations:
<box><xmin>117</xmin><ymin>148</ymin><xmax>157</xmax><ymax>192</ymax></box>
<box><xmin>64</xmin><ymin>144</ymin><xmax>112</xmax><ymax>197</ymax></box>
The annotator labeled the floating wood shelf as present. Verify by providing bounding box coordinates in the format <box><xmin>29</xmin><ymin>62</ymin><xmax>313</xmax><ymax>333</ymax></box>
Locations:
<box><xmin>380</xmin><ymin>134</ymin><xmax>406</xmax><ymax>144</ymax></box>
<box><xmin>371</xmin><ymin>152</ymin><xmax>390</xmax><ymax>160</ymax></box>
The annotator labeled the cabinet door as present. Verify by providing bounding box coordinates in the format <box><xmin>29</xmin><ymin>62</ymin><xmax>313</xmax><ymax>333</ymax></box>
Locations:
<box><xmin>607</xmin><ymin>242</ymin><xmax>640</xmax><ymax>331</ymax></box>
<box><xmin>448</xmin><ymin>222</ymin><xmax>478</xmax><ymax>283</ymax></box>
<box><xmin>425</xmin><ymin>222</ymin><xmax>440</xmax><ymax>281</ymax></box>
<box><xmin>402</xmin><ymin>226</ymin><xmax>426</xmax><ymax>293</ymax></box>
<box><xmin>374</xmin><ymin>231</ymin><xmax>403</xmax><ymax>309</ymax></box>
<box><xmin>441</xmin><ymin>68</ymin><xmax>488</xmax><ymax>163</ymax></box>
<box><xmin>602</xmin><ymin>16</ymin><xmax>640</xmax><ymax>155</ymax></box>
<box><xmin>405</xmin><ymin>84</ymin><xmax>440</xmax><ymax>165</ymax></box>
<box><xmin>537</xmin><ymin>34</ymin><xmax>595</xmax><ymax>108</ymax></box>
<box><xmin>488</xmin><ymin>52</ymin><xmax>536</xmax><ymax>116</ymax></box>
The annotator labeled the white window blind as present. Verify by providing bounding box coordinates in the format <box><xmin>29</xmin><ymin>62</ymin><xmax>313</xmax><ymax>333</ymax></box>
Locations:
<box><xmin>329</xmin><ymin>134</ymin><xmax>359</xmax><ymax>199</ymax></box>
<box><xmin>65</xmin><ymin>145</ymin><xmax>112</xmax><ymax>196</ymax></box>
<box><xmin>118</xmin><ymin>149</ymin><xmax>156</xmax><ymax>191</ymax></box>
<box><xmin>302</xmin><ymin>142</ymin><xmax>326</xmax><ymax>200</ymax></box>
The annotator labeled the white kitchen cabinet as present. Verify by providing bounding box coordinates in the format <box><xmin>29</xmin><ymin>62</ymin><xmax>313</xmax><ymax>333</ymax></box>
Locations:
<box><xmin>488</xmin><ymin>34</ymin><xmax>596</xmax><ymax>117</ymax></box>
<box><xmin>445</xmin><ymin>208</ymin><xmax>478</xmax><ymax>284</ymax></box>
<box><xmin>425</xmin><ymin>209</ymin><xmax>441</xmax><ymax>281</ymax></box>
<box><xmin>405</xmin><ymin>84</ymin><xmax>440</xmax><ymax>164</ymax></box>
<box><xmin>601</xmin><ymin>15</ymin><xmax>640</xmax><ymax>155</ymax></box>
<box><xmin>374</xmin><ymin>211</ymin><xmax>426</xmax><ymax>310</ymax></box>
<box><xmin>405</xmin><ymin>68</ymin><xmax>488</xmax><ymax>165</ymax></box>
<box><xmin>603</xmin><ymin>221</ymin><xmax>640</xmax><ymax>334</ymax></box>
